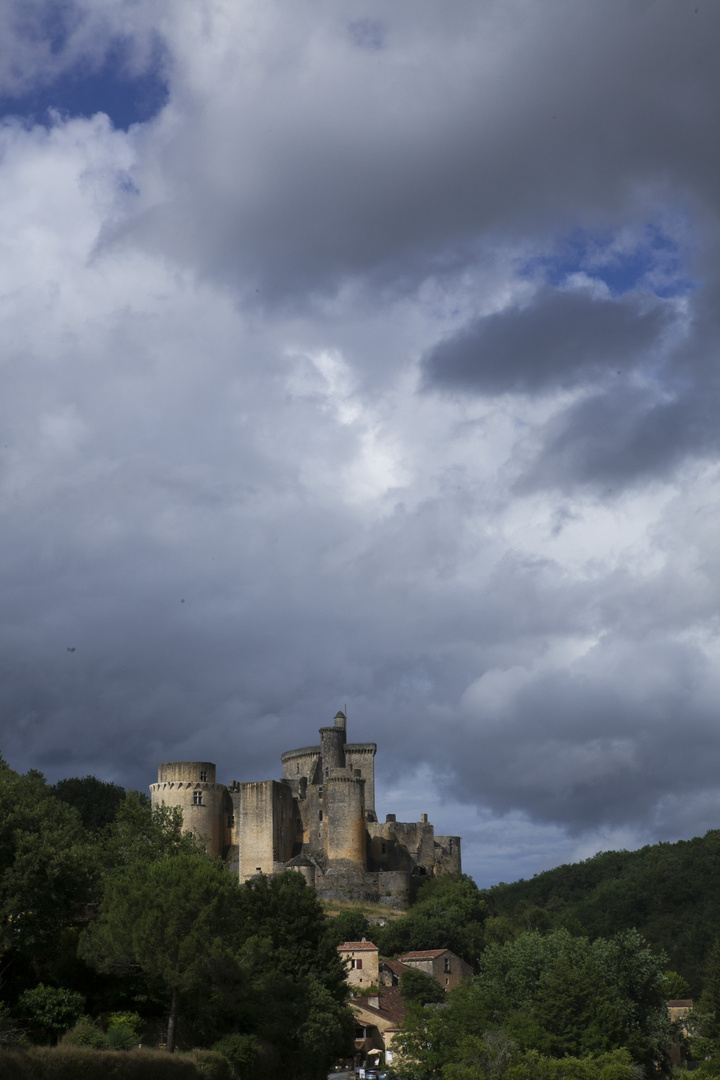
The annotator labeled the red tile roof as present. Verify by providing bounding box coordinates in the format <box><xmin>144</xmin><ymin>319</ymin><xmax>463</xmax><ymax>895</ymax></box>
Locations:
<box><xmin>352</xmin><ymin>985</ymin><xmax>407</xmax><ymax>1025</ymax></box>
<box><xmin>338</xmin><ymin>940</ymin><xmax>379</xmax><ymax>951</ymax></box>
<box><xmin>400</xmin><ymin>949</ymin><xmax>448</xmax><ymax>959</ymax></box>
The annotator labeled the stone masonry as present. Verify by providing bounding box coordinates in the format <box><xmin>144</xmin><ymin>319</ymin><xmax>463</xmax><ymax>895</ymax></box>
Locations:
<box><xmin>150</xmin><ymin>710</ymin><xmax>461</xmax><ymax>908</ymax></box>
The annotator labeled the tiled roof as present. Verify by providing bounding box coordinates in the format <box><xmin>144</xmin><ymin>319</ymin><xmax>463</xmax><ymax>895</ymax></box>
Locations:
<box><xmin>352</xmin><ymin>986</ymin><xmax>406</xmax><ymax>1025</ymax></box>
<box><xmin>338</xmin><ymin>940</ymin><xmax>379</xmax><ymax>951</ymax></box>
<box><xmin>668</xmin><ymin>999</ymin><xmax>693</xmax><ymax>1007</ymax></box>
<box><xmin>400</xmin><ymin>949</ymin><xmax>448</xmax><ymax>959</ymax></box>
<box><xmin>382</xmin><ymin>958</ymin><xmax>411</xmax><ymax>977</ymax></box>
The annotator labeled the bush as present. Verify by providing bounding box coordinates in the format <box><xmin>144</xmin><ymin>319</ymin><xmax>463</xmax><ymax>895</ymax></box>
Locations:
<box><xmin>0</xmin><ymin>1002</ymin><xmax>27</xmax><ymax>1048</ymax></box>
<box><xmin>106</xmin><ymin>1012</ymin><xmax>143</xmax><ymax>1038</ymax></box>
<box><xmin>61</xmin><ymin>1019</ymin><xmax>106</xmax><ymax>1049</ymax></box>
<box><xmin>0</xmin><ymin>1045</ymin><xmax>204</xmax><ymax>1079</ymax></box>
<box><xmin>17</xmin><ymin>984</ymin><xmax>85</xmax><ymax>1045</ymax></box>
<box><xmin>211</xmin><ymin>1033</ymin><xmax>261</xmax><ymax>1079</ymax></box>
<box><xmin>187</xmin><ymin>1049</ymin><xmax>233</xmax><ymax>1080</ymax></box>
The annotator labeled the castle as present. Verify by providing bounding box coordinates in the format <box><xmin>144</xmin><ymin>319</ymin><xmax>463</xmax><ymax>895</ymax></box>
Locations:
<box><xmin>150</xmin><ymin>710</ymin><xmax>461</xmax><ymax>907</ymax></box>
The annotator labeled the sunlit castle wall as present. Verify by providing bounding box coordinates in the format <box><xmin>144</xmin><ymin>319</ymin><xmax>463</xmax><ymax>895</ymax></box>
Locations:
<box><xmin>326</xmin><ymin>772</ymin><xmax>366</xmax><ymax>868</ymax></box>
<box><xmin>150</xmin><ymin>761</ymin><xmax>224</xmax><ymax>855</ymax></box>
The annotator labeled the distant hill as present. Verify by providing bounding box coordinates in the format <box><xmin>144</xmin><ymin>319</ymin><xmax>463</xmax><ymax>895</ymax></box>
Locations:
<box><xmin>485</xmin><ymin>829</ymin><xmax>720</xmax><ymax>994</ymax></box>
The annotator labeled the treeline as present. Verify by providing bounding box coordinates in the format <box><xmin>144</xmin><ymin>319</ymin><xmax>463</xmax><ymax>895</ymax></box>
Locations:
<box><xmin>485</xmin><ymin>831</ymin><xmax>720</xmax><ymax>994</ymax></box>
<box><xmin>0</xmin><ymin>755</ymin><xmax>353</xmax><ymax>1079</ymax></box>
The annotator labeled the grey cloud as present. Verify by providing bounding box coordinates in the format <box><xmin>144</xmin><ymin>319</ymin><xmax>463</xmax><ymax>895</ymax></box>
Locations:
<box><xmin>114</xmin><ymin>2</ymin><xmax>720</xmax><ymax>302</ymax></box>
<box><xmin>421</xmin><ymin>288</ymin><xmax>675</xmax><ymax>395</ymax></box>
<box><xmin>450</xmin><ymin>637</ymin><xmax>718</xmax><ymax>835</ymax></box>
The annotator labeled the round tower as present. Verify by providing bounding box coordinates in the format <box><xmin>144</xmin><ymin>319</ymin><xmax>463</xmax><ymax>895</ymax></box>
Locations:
<box><xmin>320</xmin><ymin>714</ymin><xmax>346</xmax><ymax>773</ymax></box>
<box><xmin>326</xmin><ymin>772</ymin><xmax>366</xmax><ymax>868</ymax></box>
<box><xmin>150</xmin><ymin>761</ymin><xmax>224</xmax><ymax>855</ymax></box>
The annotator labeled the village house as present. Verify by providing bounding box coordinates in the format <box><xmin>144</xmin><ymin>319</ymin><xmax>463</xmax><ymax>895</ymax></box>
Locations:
<box><xmin>398</xmin><ymin>948</ymin><xmax>474</xmax><ymax>992</ymax></box>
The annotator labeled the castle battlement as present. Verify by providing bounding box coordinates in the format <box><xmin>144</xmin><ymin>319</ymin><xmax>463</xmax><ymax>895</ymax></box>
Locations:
<box><xmin>151</xmin><ymin>712</ymin><xmax>461</xmax><ymax>909</ymax></box>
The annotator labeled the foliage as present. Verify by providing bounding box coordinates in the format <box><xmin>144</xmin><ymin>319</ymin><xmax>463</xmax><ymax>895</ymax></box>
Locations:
<box><xmin>60</xmin><ymin>1017</ymin><xmax>106</xmax><ymax>1048</ymax></box>
<box><xmin>504</xmin><ymin>1048</ymin><xmax>642</xmax><ymax>1080</ymax></box>
<box><xmin>323</xmin><ymin>906</ymin><xmax>372</xmax><ymax>949</ymax></box>
<box><xmin>185</xmin><ymin>1049</ymin><xmax>233</xmax><ymax>1080</ymax></box>
<box><xmin>106</xmin><ymin>1023</ymin><xmax>140</xmax><ymax>1050</ymax></box>
<box><xmin>0</xmin><ymin>757</ymin><xmax>99</xmax><ymax>967</ymax></box>
<box><xmin>377</xmin><ymin>874</ymin><xmax>486</xmax><ymax>966</ymax></box>
<box><xmin>0</xmin><ymin>1001</ymin><xmax>27</xmax><ymax>1047</ymax></box>
<box><xmin>79</xmin><ymin>853</ymin><xmax>240</xmax><ymax>1052</ymax></box>
<box><xmin>101</xmin><ymin>792</ymin><xmax>202</xmax><ymax>871</ymax></box>
<box><xmin>17</xmin><ymin>984</ymin><xmax>85</xmax><ymax>1045</ymax></box>
<box><xmin>107</xmin><ymin>1011</ymin><xmax>144</xmax><ymax>1039</ymax></box>
<box><xmin>487</xmin><ymin>829</ymin><xmax>720</xmax><ymax>993</ymax></box>
<box><xmin>212</xmin><ymin>1033</ymin><xmax>262</xmax><ymax>1079</ymax></box>
<box><xmin>0</xmin><ymin>1044</ymin><xmax>203</xmax><ymax>1079</ymax></box>
<box><xmin>399</xmin><ymin>928</ymin><xmax>672</xmax><ymax>1079</ymax></box>
<box><xmin>52</xmin><ymin>776</ymin><xmax>126</xmax><ymax>833</ymax></box>
<box><xmin>399</xmin><ymin>967</ymin><xmax>446</xmax><ymax>1006</ymax></box>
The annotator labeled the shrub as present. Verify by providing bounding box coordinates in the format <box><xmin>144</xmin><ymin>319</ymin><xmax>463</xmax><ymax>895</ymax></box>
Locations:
<box><xmin>17</xmin><ymin>984</ymin><xmax>85</xmax><ymax>1045</ymax></box>
<box><xmin>212</xmin><ymin>1033</ymin><xmax>262</xmax><ymax>1079</ymax></box>
<box><xmin>187</xmin><ymin>1049</ymin><xmax>233</xmax><ymax>1080</ymax></box>
<box><xmin>61</xmin><ymin>1018</ymin><xmax>106</xmax><ymax>1049</ymax></box>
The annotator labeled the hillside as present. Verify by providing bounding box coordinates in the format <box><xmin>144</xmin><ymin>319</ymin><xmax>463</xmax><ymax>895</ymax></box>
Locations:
<box><xmin>485</xmin><ymin>829</ymin><xmax>720</xmax><ymax>994</ymax></box>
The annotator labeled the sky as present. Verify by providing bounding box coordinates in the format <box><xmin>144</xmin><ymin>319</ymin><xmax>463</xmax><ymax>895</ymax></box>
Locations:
<box><xmin>1</xmin><ymin>0</ymin><xmax>719</xmax><ymax>889</ymax></box>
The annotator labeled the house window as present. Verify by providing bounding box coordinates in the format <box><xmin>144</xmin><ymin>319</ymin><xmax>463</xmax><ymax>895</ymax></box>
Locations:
<box><xmin>200</xmin><ymin>771</ymin><xmax>207</xmax><ymax>782</ymax></box>
<box><xmin>193</xmin><ymin>790</ymin><xmax>203</xmax><ymax>805</ymax></box>
<box><xmin>356</xmin><ymin>959</ymin><xmax>363</xmax><ymax>970</ymax></box>
<box><xmin>444</xmin><ymin>957</ymin><xmax>451</xmax><ymax>973</ymax></box>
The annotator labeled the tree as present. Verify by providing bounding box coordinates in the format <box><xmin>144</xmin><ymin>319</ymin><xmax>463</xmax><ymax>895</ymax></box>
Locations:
<box><xmin>377</xmin><ymin>874</ymin><xmax>486</xmax><ymax>966</ymax></box>
<box><xmin>79</xmin><ymin>852</ymin><xmax>241</xmax><ymax>1052</ymax></box>
<box><xmin>324</xmin><ymin>906</ymin><xmax>372</xmax><ymax>949</ymax></box>
<box><xmin>52</xmin><ymin>775</ymin><xmax>126</xmax><ymax>832</ymax></box>
<box><xmin>0</xmin><ymin>756</ymin><xmax>99</xmax><ymax>970</ymax></box>
<box><xmin>399</xmin><ymin>928</ymin><xmax>672</xmax><ymax>1079</ymax></box>
<box><xmin>17</xmin><ymin>983</ymin><xmax>85</xmax><ymax>1044</ymax></box>
<box><xmin>399</xmin><ymin>967</ymin><xmax>446</xmax><ymax>1006</ymax></box>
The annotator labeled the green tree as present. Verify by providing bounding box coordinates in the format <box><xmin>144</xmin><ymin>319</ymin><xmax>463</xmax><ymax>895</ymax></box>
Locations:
<box><xmin>79</xmin><ymin>852</ymin><xmax>241</xmax><ymax>1052</ymax></box>
<box><xmin>101</xmin><ymin>790</ymin><xmax>201</xmax><ymax>870</ymax></box>
<box><xmin>0</xmin><ymin>756</ymin><xmax>99</xmax><ymax>969</ymax></box>
<box><xmin>17</xmin><ymin>983</ymin><xmax>85</xmax><ymax>1044</ymax></box>
<box><xmin>52</xmin><ymin>775</ymin><xmax>126</xmax><ymax>832</ymax></box>
<box><xmin>399</xmin><ymin>967</ymin><xmax>446</xmax><ymax>1006</ymax></box>
<box><xmin>377</xmin><ymin>874</ymin><xmax>486</xmax><ymax>965</ymax></box>
<box><xmin>324</xmin><ymin>906</ymin><xmax>371</xmax><ymax>949</ymax></box>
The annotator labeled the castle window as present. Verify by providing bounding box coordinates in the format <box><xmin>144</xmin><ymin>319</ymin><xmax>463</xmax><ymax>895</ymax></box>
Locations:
<box><xmin>319</xmin><ymin>810</ymin><xmax>323</xmax><ymax>821</ymax></box>
<box><xmin>381</xmin><ymin>842</ymin><xmax>387</xmax><ymax>855</ymax></box>
<box><xmin>200</xmin><ymin>771</ymin><xmax>207</xmax><ymax>782</ymax></box>
<box><xmin>318</xmin><ymin>787</ymin><xmax>323</xmax><ymax>799</ymax></box>
<box><xmin>193</xmin><ymin>790</ymin><xmax>203</xmax><ymax>805</ymax></box>
<box><xmin>227</xmin><ymin>815</ymin><xmax>234</xmax><ymax>828</ymax></box>
<box><xmin>449</xmin><ymin>839</ymin><xmax>453</xmax><ymax>853</ymax></box>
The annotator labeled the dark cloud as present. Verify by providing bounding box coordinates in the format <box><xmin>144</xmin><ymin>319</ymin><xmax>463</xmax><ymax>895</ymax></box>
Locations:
<box><xmin>422</xmin><ymin>287</ymin><xmax>675</xmax><ymax>395</ymax></box>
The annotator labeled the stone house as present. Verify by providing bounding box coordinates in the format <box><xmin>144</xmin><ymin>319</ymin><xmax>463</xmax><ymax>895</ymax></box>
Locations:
<box><xmin>337</xmin><ymin>939</ymin><xmax>380</xmax><ymax>991</ymax></box>
<box><xmin>398</xmin><ymin>948</ymin><xmax>473</xmax><ymax>991</ymax></box>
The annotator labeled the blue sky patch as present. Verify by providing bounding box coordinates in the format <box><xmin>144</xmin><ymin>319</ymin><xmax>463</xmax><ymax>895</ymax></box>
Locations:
<box><xmin>524</xmin><ymin>224</ymin><xmax>695</xmax><ymax>299</ymax></box>
<box><xmin>0</xmin><ymin>42</ymin><xmax>168</xmax><ymax>131</ymax></box>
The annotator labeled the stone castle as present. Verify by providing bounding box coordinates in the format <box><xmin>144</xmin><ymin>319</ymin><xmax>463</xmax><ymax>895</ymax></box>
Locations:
<box><xmin>150</xmin><ymin>710</ymin><xmax>461</xmax><ymax>907</ymax></box>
